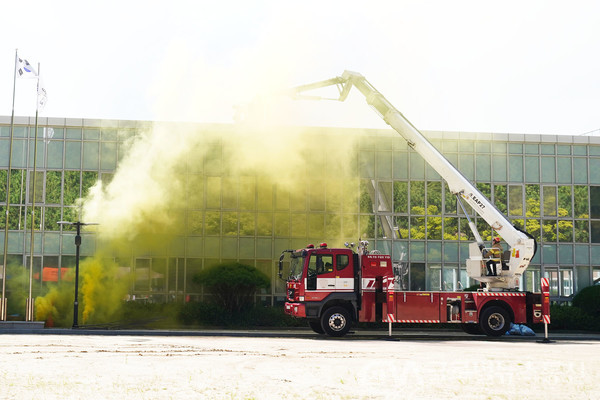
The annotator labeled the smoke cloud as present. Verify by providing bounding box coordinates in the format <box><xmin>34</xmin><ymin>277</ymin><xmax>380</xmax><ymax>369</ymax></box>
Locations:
<box><xmin>36</xmin><ymin>40</ymin><xmax>371</xmax><ymax>326</ymax></box>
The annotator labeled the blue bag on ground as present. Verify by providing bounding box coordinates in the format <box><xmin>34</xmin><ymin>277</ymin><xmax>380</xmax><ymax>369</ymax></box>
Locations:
<box><xmin>506</xmin><ymin>323</ymin><xmax>536</xmax><ymax>336</ymax></box>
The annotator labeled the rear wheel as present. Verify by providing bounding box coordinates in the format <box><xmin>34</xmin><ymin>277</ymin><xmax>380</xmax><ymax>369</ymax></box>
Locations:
<box><xmin>480</xmin><ymin>306</ymin><xmax>511</xmax><ymax>336</ymax></box>
<box><xmin>321</xmin><ymin>306</ymin><xmax>352</xmax><ymax>337</ymax></box>
<box><xmin>308</xmin><ymin>319</ymin><xmax>325</xmax><ymax>334</ymax></box>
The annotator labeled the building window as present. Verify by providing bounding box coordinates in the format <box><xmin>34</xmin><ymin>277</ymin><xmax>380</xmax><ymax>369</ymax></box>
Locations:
<box><xmin>509</xmin><ymin>156</ymin><xmax>523</xmax><ymax>182</ymax></box>
<box><xmin>65</xmin><ymin>142</ymin><xmax>81</xmax><ymax>169</ymax></box>
<box><xmin>561</xmin><ymin>269</ymin><xmax>574</xmax><ymax>297</ymax></box>
<box><xmin>83</xmin><ymin>142</ymin><xmax>100</xmax><ymax>169</ymax></box>
<box><xmin>543</xmin><ymin>186</ymin><xmax>557</xmax><ymax>217</ymax></box>
<box><xmin>492</xmin><ymin>154</ymin><xmax>507</xmax><ymax>181</ymax></box>
<box><xmin>541</xmin><ymin>157</ymin><xmax>556</xmax><ymax>183</ymax></box>
<box><xmin>574</xmin><ymin>186</ymin><xmax>589</xmax><ymax>218</ymax></box>
<box><xmin>573</xmin><ymin>158</ymin><xmax>588</xmax><ymax>184</ymax></box>
<box><xmin>593</xmin><ymin>268</ymin><xmax>600</xmax><ymax>285</ymax></box>
<box><xmin>526</xmin><ymin>267</ymin><xmax>540</xmax><ymax>292</ymax></box>
<box><xmin>410</xmin><ymin>153</ymin><xmax>425</xmax><ymax>179</ymax></box>
<box><xmin>544</xmin><ymin>268</ymin><xmax>559</xmax><ymax>296</ymax></box>
<box><xmin>591</xmin><ymin>221</ymin><xmax>600</xmax><ymax>244</ymax></box>
<box><xmin>557</xmin><ymin>158</ymin><xmax>571</xmax><ymax>183</ymax></box>
<box><xmin>508</xmin><ymin>185</ymin><xmax>523</xmax><ymax>216</ymax></box>
<box><xmin>442</xmin><ymin>264</ymin><xmax>458</xmax><ymax>291</ymax></box>
<box><xmin>591</xmin><ymin>187</ymin><xmax>600</xmax><ymax>218</ymax></box>
<box><xmin>428</xmin><ymin>264</ymin><xmax>442</xmax><ymax>291</ymax></box>
<box><xmin>525</xmin><ymin>156</ymin><xmax>539</xmax><ymax>182</ymax></box>
<box><xmin>409</xmin><ymin>263</ymin><xmax>426</xmax><ymax>291</ymax></box>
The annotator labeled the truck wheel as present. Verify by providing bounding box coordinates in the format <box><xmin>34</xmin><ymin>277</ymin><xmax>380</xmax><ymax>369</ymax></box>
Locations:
<box><xmin>461</xmin><ymin>323</ymin><xmax>483</xmax><ymax>335</ymax></box>
<box><xmin>321</xmin><ymin>306</ymin><xmax>352</xmax><ymax>337</ymax></box>
<box><xmin>480</xmin><ymin>306</ymin><xmax>511</xmax><ymax>336</ymax></box>
<box><xmin>308</xmin><ymin>319</ymin><xmax>325</xmax><ymax>334</ymax></box>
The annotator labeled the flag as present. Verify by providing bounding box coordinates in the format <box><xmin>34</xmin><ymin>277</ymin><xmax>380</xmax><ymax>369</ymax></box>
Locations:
<box><xmin>37</xmin><ymin>76</ymin><xmax>48</xmax><ymax>111</ymax></box>
<box><xmin>16</xmin><ymin>57</ymin><xmax>38</xmax><ymax>78</ymax></box>
<box><xmin>43</xmin><ymin>127</ymin><xmax>54</xmax><ymax>144</ymax></box>
<box><xmin>16</xmin><ymin>55</ymin><xmax>48</xmax><ymax>111</ymax></box>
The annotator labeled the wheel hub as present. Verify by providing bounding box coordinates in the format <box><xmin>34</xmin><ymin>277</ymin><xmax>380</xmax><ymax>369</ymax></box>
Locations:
<box><xmin>488</xmin><ymin>313</ymin><xmax>505</xmax><ymax>331</ymax></box>
<box><xmin>328</xmin><ymin>313</ymin><xmax>346</xmax><ymax>331</ymax></box>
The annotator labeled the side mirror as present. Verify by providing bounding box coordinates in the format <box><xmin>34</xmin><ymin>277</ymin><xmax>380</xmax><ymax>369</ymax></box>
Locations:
<box><xmin>278</xmin><ymin>253</ymin><xmax>285</xmax><ymax>279</ymax></box>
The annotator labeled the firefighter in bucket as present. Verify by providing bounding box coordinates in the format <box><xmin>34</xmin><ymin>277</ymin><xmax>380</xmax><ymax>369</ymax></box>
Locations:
<box><xmin>485</xmin><ymin>237</ymin><xmax>503</xmax><ymax>276</ymax></box>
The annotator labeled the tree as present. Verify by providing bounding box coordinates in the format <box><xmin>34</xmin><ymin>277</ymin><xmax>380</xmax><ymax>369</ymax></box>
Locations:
<box><xmin>193</xmin><ymin>262</ymin><xmax>270</xmax><ymax>313</ymax></box>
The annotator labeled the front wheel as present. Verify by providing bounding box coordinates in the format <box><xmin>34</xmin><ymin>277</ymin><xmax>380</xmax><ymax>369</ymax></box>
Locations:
<box><xmin>321</xmin><ymin>306</ymin><xmax>352</xmax><ymax>337</ymax></box>
<box><xmin>308</xmin><ymin>319</ymin><xmax>325</xmax><ymax>334</ymax></box>
<box><xmin>480</xmin><ymin>306</ymin><xmax>511</xmax><ymax>336</ymax></box>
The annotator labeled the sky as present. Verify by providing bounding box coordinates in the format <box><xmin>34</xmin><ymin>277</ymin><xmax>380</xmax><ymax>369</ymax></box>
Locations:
<box><xmin>1</xmin><ymin>0</ymin><xmax>599</xmax><ymax>136</ymax></box>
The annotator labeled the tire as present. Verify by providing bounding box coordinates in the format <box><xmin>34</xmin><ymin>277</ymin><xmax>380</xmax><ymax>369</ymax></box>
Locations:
<box><xmin>461</xmin><ymin>323</ymin><xmax>483</xmax><ymax>335</ymax></box>
<box><xmin>321</xmin><ymin>306</ymin><xmax>352</xmax><ymax>337</ymax></box>
<box><xmin>479</xmin><ymin>306</ymin><xmax>511</xmax><ymax>336</ymax></box>
<box><xmin>308</xmin><ymin>319</ymin><xmax>325</xmax><ymax>334</ymax></box>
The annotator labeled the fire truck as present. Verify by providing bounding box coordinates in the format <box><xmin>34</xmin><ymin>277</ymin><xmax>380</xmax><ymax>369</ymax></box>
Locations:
<box><xmin>280</xmin><ymin>71</ymin><xmax>550</xmax><ymax>337</ymax></box>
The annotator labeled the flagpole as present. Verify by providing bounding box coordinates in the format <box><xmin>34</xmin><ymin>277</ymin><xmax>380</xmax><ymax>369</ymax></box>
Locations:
<box><xmin>1</xmin><ymin>50</ymin><xmax>19</xmax><ymax>321</ymax></box>
<box><xmin>25</xmin><ymin>63</ymin><xmax>41</xmax><ymax>321</ymax></box>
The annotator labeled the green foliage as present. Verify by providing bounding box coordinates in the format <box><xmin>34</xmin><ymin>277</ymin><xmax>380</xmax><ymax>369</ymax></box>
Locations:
<box><xmin>463</xmin><ymin>283</ymin><xmax>483</xmax><ymax>292</ymax></box>
<box><xmin>178</xmin><ymin>302</ymin><xmax>303</xmax><ymax>328</ymax></box>
<box><xmin>8</xmin><ymin>170</ymin><xmax>25</xmax><ymax>204</ymax></box>
<box><xmin>63</xmin><ymin>171</ymin><xmax>80</xmax><ymax>205</ymax></box>
<box><xmin>193</xmin><ymin>262</ymin><xmax>270</xmax><ymax>313</ymax></box>
<box><xmin>0</xmin><ymin>170</ymin><xmax>5</xmax><ymax>200</ymax></box>
<box><xmin>81</xmin><ymin>171</ymin><xmax>98</xmax><ymax>197</ymax></box>
<box><xmin>494</xmin><ymin>185</ymin><xmax>507</xmax><ymax>214</ymax></box>
<box><xmin>548</xmin><ymin>288</ymin><xmax>600</xmax><ymax>331</ymax></box>
<box><xmin>120</xmin><ymin>301</ymin><xmax>182</xmax><ymax>328</ymax></box>
<box><xmin>5</xmin><ymin>263</ymin><xmax>29</xmax><ymax>317</ymax></box>
<box><xmin>548</xmin><ymin>304</ymin><xmax>600</xmax><ymax>332</ymax></box>
<box><xmin>393</xmin><ymin>181</ymin><xmax>408</xmax><ymax>213</ymax></box>
<box><xmin>45</xmin><ymin>171</ymin><xmax>62</xmax><ymax>204</ymax></box>
<box><xmin>573</xmin><ymin>285</ymin><xmax>600</xmax><ymax>318</ymax></box>
<box><xmin>573</xmin><ymin>186</ymin><xmax>589</xmax><ymax>217</ymax></box>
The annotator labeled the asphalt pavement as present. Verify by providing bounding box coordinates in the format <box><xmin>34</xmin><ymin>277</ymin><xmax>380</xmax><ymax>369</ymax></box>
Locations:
<box><xmin>0</xmin><ymin>321</ymin><xmax>598</xmax><ymax>342</ymax></box>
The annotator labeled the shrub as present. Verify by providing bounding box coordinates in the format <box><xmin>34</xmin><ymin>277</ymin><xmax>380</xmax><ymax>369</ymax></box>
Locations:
<box><xmin>179</xmin><ymin>302</ymin><xmax>224</xmax><ymax>326</ymax></box>
<box><xmin>178</xmin><ymin>302</ymin><xmax>304</xmax><ymax>328</ymax></box>
<box><xmin>548</xmin><ymin>304</ymin><xmax>598</xmax><ymax>331</ymax></box>
<box><xmin>463</xmin><ymin>284</ymin><xmax>483</xmax><ymax>292</ymax></box>
<box><xmin>193</xmin><ymin>262</ymin><xmax>270</xmax><ymax>313</ymax></box>
<box><xmin>572</xmin><ymin>285</ymin><xmax>600</xmax><ymax>318</ymax></box>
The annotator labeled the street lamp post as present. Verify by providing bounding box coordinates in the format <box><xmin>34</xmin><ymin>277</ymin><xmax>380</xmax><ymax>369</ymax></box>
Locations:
<box><xmin>58</xmin><ymin>221</ymin><xmax>97</xmax><ymax>329</ymax></box>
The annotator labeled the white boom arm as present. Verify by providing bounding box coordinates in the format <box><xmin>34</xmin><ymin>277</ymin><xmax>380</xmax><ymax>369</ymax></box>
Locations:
<box><xmin>289</xmin><ymin>70</ymin><xmax>536</xmax><ymax>290</ymax></box>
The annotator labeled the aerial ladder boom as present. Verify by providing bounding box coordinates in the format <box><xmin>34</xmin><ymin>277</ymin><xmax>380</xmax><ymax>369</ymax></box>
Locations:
<box><xmin>288</xmin><ymin>71</ymin><xmax>536</xmax><ymax>290</ymax></box>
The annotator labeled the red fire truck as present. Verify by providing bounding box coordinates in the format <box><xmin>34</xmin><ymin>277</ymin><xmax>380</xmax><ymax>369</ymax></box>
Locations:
<box><xmin>280</xmin><ymin>71</ymin><xmax>550</xmax><ymax>337</ymax></box>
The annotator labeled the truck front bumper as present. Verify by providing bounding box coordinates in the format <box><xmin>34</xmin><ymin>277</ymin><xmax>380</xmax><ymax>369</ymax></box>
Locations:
<box><xmin>284</xmin><ymin>302</ymin><xmax>306</xmax><ymax>318</ymax></box>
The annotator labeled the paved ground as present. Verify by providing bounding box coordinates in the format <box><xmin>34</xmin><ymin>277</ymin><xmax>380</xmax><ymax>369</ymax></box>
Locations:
<box><xmin>0</xmin><ymin>328</ymin><xmax>598</xmax><ymax>399</ymax></box>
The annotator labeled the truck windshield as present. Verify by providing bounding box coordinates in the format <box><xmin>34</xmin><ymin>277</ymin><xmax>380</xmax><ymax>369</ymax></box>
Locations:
<box><xmin>289</xmin><ymin>253</ymin><xmax>305</xmax><ymax>280</ymax></box>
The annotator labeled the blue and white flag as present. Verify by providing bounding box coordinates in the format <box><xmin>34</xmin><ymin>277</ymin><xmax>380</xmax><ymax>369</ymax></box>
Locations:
<box><xmin>16</xmin><ymin>57</ymin><xmax>38</xmax><ymax>78</ymax></box>
<box><xmin>37</xmin><ymin>76</ymin><xmax>48</xmax><ymax>111</ymax></box>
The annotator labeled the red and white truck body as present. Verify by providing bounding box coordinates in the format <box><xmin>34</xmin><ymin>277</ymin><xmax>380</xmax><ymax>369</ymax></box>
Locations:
<box><xmin>282</xmin><ymin>243</ymin><xmax>549</xmax><ymax>337</ymax></box>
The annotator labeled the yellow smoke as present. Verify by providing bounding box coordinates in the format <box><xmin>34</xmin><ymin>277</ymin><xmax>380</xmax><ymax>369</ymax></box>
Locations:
<box><xmin>80</xmin><ymin>256</ymin><xmax>129</xmax><ymax>324</ymax></box>
<box><xmin>34</xmin><ymin>257</ymin><xmax>129</xmax><ymax>326</ymax></box>
<box><xmin>35</xmin><ymin>41</ymin><xmax>370</xmax><ymax>325</ymax></box>
<box><xmin>34</xmin><ymin>283</ymin><xmax>72</xmax><ymax>327</ymax></box>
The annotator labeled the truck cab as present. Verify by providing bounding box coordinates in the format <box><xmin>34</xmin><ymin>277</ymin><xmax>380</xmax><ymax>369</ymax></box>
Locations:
<box><xmin>283</xmin><ymin>242</ymin><xmax>393</xmax><ymax>336</ymax></box>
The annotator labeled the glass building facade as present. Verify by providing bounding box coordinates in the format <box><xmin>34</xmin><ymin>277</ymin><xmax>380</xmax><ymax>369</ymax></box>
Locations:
<box><xmin>1</xmin><ymin>115</ymin><xmax>599</xmax><ymax>305</ymax></box>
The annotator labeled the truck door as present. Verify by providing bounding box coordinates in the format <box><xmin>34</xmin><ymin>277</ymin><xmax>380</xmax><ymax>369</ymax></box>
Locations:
<box><xmin>305</xmin><ymin>253</ymin><xmax>335</xmax><ymax>300</ymax></box>
<box><xmin>334</xmin><ymin>253</ymin><xmax>354</xmax><ymax>291</ymax></box>
<box><xmin>306</xmin><ymin>253</ymin><xmax>335</xmax><ymax>290</ymax></box>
